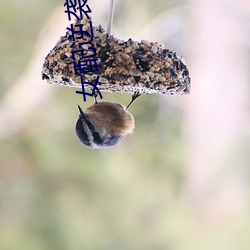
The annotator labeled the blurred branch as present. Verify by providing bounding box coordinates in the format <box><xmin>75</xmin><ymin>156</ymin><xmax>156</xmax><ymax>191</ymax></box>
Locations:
<box><xmin>184</xmin><ymin>0</ymin><xmax>250</xmax><ymax>225</ymax></box>
<box><xmin>0</xmin><ymin>7</ymin><xmax>69</xmax><ymax>139</ymax></box>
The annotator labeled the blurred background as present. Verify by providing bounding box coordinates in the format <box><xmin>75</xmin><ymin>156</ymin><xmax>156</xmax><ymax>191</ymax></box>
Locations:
<box><xmin>1</xmin><ymin>0</ymin><xmax>250</xmax><ymax>249</ymax></box>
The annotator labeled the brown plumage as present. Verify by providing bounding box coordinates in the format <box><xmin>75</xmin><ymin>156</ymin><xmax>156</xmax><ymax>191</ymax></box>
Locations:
<box><xmin>85</xmin><ymin>101</ymin><xmax>134</xmax><ymax>136</ymax></box>
<box><xmin>75</xmin><ymin>100</ymin><xmax>136</xmax><ymax>149</ymax></box>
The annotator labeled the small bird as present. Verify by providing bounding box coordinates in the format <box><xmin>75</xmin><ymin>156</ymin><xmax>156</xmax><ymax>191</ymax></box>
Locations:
<box><xmin>75</xmin><ymin>92</ymin><xmax>140</xmax><ymax>149</ymax></box>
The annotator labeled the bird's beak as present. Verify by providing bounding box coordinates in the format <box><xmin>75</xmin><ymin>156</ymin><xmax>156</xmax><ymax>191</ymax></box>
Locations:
<box><xmin>77</xmin><ymin>105</ymin><xmax>86</xmax><ymax>119</ymax></box>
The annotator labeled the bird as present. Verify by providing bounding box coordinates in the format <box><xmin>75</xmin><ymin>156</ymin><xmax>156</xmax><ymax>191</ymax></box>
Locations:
<box><xmin>75</xmin><ymin>92</ymin><xmax>140</xmax><ymax>149</ymax></box>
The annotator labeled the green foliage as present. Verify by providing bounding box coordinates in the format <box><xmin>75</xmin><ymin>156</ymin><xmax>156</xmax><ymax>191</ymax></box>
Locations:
<box><xmin>1</xmin><ymin>1</ymin><xmax>250</xmax><ymax>250</ymax></box>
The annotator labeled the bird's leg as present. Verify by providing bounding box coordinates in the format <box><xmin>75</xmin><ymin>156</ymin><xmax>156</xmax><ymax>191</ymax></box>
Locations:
<box><xmin>126</xmin><ymin>91</ymin><xmax>141</xmax><ymax>110</ymax></box>
<box><xmin>93</xmin><ymin>90</ymin><xmax>98</xmax><ymax>104</ymax></box>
